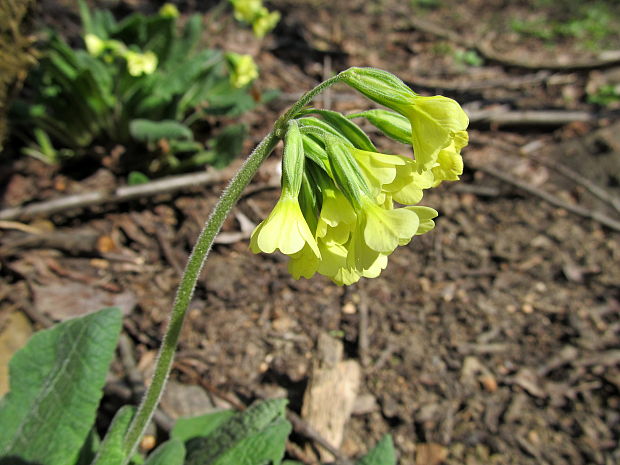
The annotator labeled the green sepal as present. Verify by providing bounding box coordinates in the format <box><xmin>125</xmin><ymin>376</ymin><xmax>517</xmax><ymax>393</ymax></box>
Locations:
<box><xmin>349</xmin><ymin>109</ymin><xmax>411</xmax><ymax>145</ymax></box>
<box><xmin>301</xmin><ymin>134</ymin><xmax>332</xmax><ymax>176</ymax></box>
<box><xmin>303</xmin><ymin>109</ymin><xmax>377</xmax><ymax>152</ymax></box>
<box><xmin>340</xmin><ymin>67</ymin><xmax>416</xmax><ymax>113</ymax></box>
<box><xmin>297</xmin><ymin>116</ymin><xmax>351</xmax><ymax>143</ymax></box>
<box><xmin>282</xmin><ymin>119</ymin><xmax>305</xmax><ymax>195</ymax></box>
<box><xmin>298</xmin><ymin>170</ymin><xmax>320</xmax><ymax>234</ymax></box>
<box><xmin>325</xmin><ymin>138</ymin><xmax>372</xmax><ymax>208</ymax></box>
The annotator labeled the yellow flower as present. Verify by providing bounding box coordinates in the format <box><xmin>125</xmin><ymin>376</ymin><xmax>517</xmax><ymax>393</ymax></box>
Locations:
<box><xmin>250</xmin><ymin>193</ymin><xmax>321</xmax><ymax>257</ymax></box>
<box><xmin>431</xmin><ymin>130</ymin><xmax>468</xmax><ymax>186</ymax></box>
<box><xmin>159</xmin><ymin>3</ymin><xmax>179</xmax><ymax>18</ymax></box>
<box><xmin>252</xmin><ymin>8</ymin><xmax>280</xmax><ymax>38</ymax></box>
<box><xmin>359</xmin><ymin>197</ymin><xmax>419</xmax><ymax>254</ymax></box>
<box><xmin>400</xmin><ymin>95</ymin><xmax>469</xmax><ymax>172</ymax></box>
<box><xmin>84</xmin><ymin>34</ymin><xmax>105</xmax><ymax>56</ymax></box>
<box><xmin>125</xmin><ymin>50</ymin><xmax>158</xmax><ymax>76</ymax></box>
<box><xmin>229</xmin><ymin>0</ymin><xmax>263</xmax><ymax>23</ymax></box>
<box><xmin>226</xmin><ymin>53</ymin><xmax>259</xmax><ymax>88</ymax></box>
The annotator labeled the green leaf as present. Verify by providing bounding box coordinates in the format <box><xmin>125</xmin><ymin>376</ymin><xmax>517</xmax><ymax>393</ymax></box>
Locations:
<box><xmin>355</xmin><ymin>435</ymin><xmax>396</xmax><ymax>465</ymax></box>
<box><xmin>208</xmin><ymin>124</ymin><xmax>247</xmax><ymax>169</ymax></box>
<box><xmin>144</xmin><ymin>439</ymin><xmax>185</xmax><ymax>465</ymax></box>
<box><xmin>91</xmin><ymin>406</ymin><xmax>135</xmax><ymax>465</ymax></box>
<box><xmin>171</xmin><ymin>410</ymin><xmax>236</xmax><ymax>443</ymax></box>
<box><xmin>128</xmin><ymin>171</ymin><xmax>150</xmax><ymax>185</ymax></box>
<box><xmin>185</xmin><ymin>399</ymin><xmax>291</xmax><ymax>465</ymax></box>
<box><xmin>0</xmin><ymin>307</ymin><xmax>123</xmax><ymax>465</ymax></box>
<box><xmin>75</xmin><ymin>428</ymin><xmax>101</xmax><ymax>465</ymax></box>
<box><xmin>129</xmin><ymin>119</ymin><xmax>193</xmax><ymax>142</ymax></box>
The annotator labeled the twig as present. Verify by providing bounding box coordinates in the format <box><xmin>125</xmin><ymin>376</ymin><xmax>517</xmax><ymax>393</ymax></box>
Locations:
<box><xmin>467</xmin><ymin>108</ymin><xmax>597</xmax><ymax>127</ymax></box>
<box><xmin>477</xmin><ymin>41</ymin><xmax>620</xmax><ymax>71</ymax></box>
<box><xmin>0</xmin><ymin>166</ymin><xmax>237</xmax><ymax>221</ymax></box>
<box><xmin>521</xmin><ymin>146</ymin><xmax>620</xmax><ymax>215</ymax></box>
<box><xmin>407</xmin><ymin>16</ymin><xmax>620</xmax><ymax>70</ymax></box>
<box><xmin>286</xmin><ymin>410</ymin><xmax>351</xmax><ymax>464</ymax></box>
<box><xmin>405</xmin><ymin>71</ymin><xmax>552</xmax><ymax>93</ymax></box>
<box><xmin>475</xmin><ymin>164</ymin><xmax>620</xmax><ymax>232</ymax></box>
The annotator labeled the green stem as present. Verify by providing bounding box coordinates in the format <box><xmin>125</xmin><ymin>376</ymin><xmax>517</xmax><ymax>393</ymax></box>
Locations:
<box><xmin>120</xmin><ymin>73</ymin><xmax>344</xmax><ymax>461</ymax></box>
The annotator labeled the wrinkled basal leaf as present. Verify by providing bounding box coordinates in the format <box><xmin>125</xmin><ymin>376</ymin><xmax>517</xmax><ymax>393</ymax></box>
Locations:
<box><xmin>171</xmin><ymin>410</ymin><xmax>235</xmax><ymax>443</ymax></box>
<box><xmin>185</xmin><ymin>399</ymin><xmax>291</xmax><ymax>465</ymax></box>
<box><xmin>0</xmin><ymin>307</ymin><xmax>123</xmax><ymax>465</ymax></box>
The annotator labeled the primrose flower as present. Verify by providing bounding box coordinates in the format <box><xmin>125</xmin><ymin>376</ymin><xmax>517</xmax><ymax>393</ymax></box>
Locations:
<box><xmin>84</xmin><ymin>34</ymin><xmax>105</xmax><ymax>57</ymax></box>
<box><xmin>252</xmin><ymin>8</ymin><xmax>281</xmax><ymax>38</ymax></box>
<box><xmin>399</xmin><ymin>96</ymin><xmax>469</xmax><ymax>172</ymax></box>
<box><xmin>226</xmin><ymin>53</ymin><xmax>259</xmax><ymax>88</ymax></box>
<box><xmin>251</xmin><ymin>120</ymin><xmax>320</xmax><ymax>258</ymax></box>
<box><xmin>159</xmin><ymin>3</ymin><xmax>180</xmax><ymax>18</ymax></box>
<box><xmin>250</xmin><ymin>193</ymin><xmax>320</xmax><ymax>257</ymax></box>
<box><xmin>125</xmin><ymin>50</ymin><xmax>158</xmax><ymax>76</ymax></box>
<box><xmin>431</xmin><ymin>130</ymin><xmax>468</xmax><ymax>186</ymax></box>
<box><xmin>229</xmin><ymin>0</ymin><xmax>263</xmax><ymax>23</ymax></box>
<box><xmin>341</xmin><ymin>67</ymin><xmax>469</xmax><ymax>172</ymax></box>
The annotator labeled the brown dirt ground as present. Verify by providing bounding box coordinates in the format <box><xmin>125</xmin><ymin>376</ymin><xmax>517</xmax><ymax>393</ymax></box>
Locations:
<box><xmin>1</xmin><ymin>1</ymin><xmax>620</xmax><ymax>464</ymax></box>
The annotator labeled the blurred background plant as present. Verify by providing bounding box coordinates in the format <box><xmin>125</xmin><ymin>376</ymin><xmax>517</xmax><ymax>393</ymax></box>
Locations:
<box><xmin>0</xmin><ymin>0</ymin><xmax>38</xmax><ymax>152</ymax></box>
<box><xmin>8</xmin><ymin>1</ymin><xmax>278</xmax><ymax>176</ymax></box>
<box><xmin>509</xmin><ymin>0</ymin><xmax>620</xmax><ymax>51</ymax></box>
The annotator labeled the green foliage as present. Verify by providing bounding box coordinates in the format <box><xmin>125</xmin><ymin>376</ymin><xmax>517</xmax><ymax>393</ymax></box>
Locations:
<box><xmin>0</xmin><ymin>314</ymin><xmax>393</xmax><ymax>465</ymax></box>
<box><xmin>453</xmin><ymin>49</ymin><xmax>484</xmax><ymax>67</ymax></box>
<box><xmin>588</xmin><ymin>84</ymin><xmax>620</xmax><ymax>106</ymax></box>
<box><xmin>184</xmin><ymin>399</ymin><xmax>290</xmax><ymax>465</ymax></box>
<box><xmin>91</xmin><ymin>406</ymin><xmax>135</xmax><ymax>465</ymax></box>
<box><xmin>10</xmin><ymin>1</ymin><xmax>273</xmax><ymax>173</ymax></box>
<box><xmin>171</xmin><ymin>411</ymin><xmax>236</xmax><ymax>442</ymax></box>
<box><xmin>0</xmin><ymin>307</ymin><xmax>123</xmax><ymax>465</ymax></box>
<box><xmin>143</xmin><ymin>439</ymin><xmax>185</xmax><ymax>465</ymax></box>
<box><xmin>509</xmin><ymin>1</ymin><xmax>620</xmax><ymax>50</ymax></box>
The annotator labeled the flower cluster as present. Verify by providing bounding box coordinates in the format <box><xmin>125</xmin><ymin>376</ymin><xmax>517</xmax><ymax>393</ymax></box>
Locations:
<box><xmin>229</xmin><ymin>0</ymin><xmax>281</xmax><ymax>38</ymax></box>
<box><xmin>250</xmin><ymin>68</ymin><xmax>469</xmax><ymax>285</ymax></box>
<box><xmin>225</xmin><ymin>52</ymin><xmax>259</xmax><ymax>88</ymax></box>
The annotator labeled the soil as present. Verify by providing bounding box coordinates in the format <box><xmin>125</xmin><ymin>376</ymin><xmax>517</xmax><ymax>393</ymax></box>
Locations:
<box><xmin>1</xmin><ymin>1</ymin><xmax>620</xmax><ymax>464</ymax></box>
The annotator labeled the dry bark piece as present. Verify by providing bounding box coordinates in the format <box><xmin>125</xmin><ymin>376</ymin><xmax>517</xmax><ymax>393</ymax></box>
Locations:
<box><xmin>301</xmin><ymin>332</ymin><xmax>361</xmax><ymax>462</ymax></box>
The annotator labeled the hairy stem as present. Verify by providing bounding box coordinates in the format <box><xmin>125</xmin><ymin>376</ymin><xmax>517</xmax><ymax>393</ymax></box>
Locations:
<box><xmin>120</xmin><ymin>73</ymin><xmax>344</xmax><ymax>461</ymax></box>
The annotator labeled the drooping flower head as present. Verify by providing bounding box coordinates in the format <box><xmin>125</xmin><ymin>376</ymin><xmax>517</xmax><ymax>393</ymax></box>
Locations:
<box><xmin>250</xmin><ymin>67</ymin><xmax>467</xmax><ymax>285</ymax></box>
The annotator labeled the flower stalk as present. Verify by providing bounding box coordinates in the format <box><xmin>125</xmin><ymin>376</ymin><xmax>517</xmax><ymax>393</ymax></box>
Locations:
<box><xmin>120</xmin><ymin>74</ymin><xmax>344</xmax><ymax>461</ymax></box>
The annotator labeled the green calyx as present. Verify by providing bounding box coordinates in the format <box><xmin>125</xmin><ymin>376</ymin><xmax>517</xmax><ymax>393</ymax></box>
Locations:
<box><xmin>340</xmin><ymin>67</ymin><xmax>416</xmax><ymax>113</ymax></box>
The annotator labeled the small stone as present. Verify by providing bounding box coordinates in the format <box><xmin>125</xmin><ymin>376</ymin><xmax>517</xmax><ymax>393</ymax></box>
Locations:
<box><xmin>342</xmin><ymin>302</ymin><xmax>356</xmax><ymax>314</ymax></box>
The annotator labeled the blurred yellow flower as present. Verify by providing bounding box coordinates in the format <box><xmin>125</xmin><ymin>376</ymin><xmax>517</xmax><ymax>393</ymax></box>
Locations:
<box><xmin>226</xmin><ymin>53</ymin><xmax>259</xmax><ymax>88</ymax></box>
<box><xmin>125</xmin><ymin>50</ymin><xmax>158</xmax><ymax>76</ymax></box>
